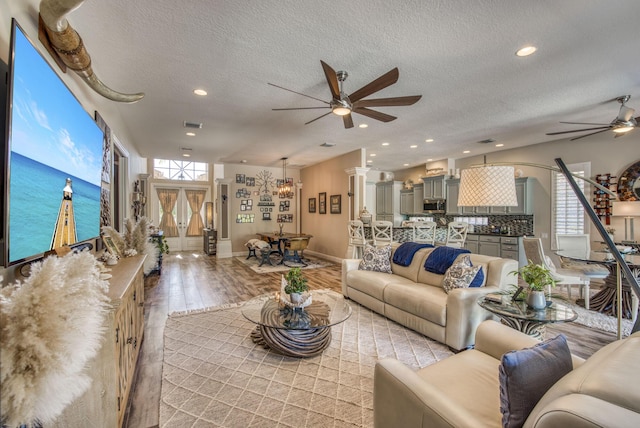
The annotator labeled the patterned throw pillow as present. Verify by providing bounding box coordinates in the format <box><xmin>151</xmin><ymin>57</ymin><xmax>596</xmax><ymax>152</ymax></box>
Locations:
<box><xmin>359</xmin><ymin>244</ymin><xmax>392</xmax><ymax>274</ymax></box>
<box><xmin>442</xmin><ymin>255</ymin><xmax>481</xmax><ymax>293</ymax></box>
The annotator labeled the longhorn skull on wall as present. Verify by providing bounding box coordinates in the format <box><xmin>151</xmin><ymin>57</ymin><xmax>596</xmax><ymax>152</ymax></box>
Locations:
<box><xmin>39</xmin><ymin>0</ymin><xmax>144</xmax><ymax>103</ymax></box>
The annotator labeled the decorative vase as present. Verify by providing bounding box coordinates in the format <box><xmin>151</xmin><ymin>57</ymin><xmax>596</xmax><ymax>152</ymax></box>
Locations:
<box><xmin>289</xmin><ymin>292</ymin><xmax>304</xmax><ymax>305</ymax></box>
<box><xmin>526</xmin><ymin>290</ymin><xmax>547</xmax><ymax>311</ymax></box>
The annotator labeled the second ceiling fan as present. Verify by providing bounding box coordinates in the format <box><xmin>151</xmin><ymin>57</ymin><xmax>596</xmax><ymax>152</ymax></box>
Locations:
<box><xmin>270</xmin><ymin>60</ymin><xmax>422</xmax><ymax>129</ymax></box>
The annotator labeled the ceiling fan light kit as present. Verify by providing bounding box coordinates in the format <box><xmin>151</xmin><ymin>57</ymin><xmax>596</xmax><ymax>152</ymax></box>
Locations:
<box><xmin>270</xmin><ymin>60</ymin><xmax>422</xmax><ymax>129</ymax></box>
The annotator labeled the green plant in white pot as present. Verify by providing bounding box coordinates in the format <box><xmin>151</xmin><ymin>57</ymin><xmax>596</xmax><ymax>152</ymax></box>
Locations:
<box><xmin>511</xmin><ymin>260</ymin><xmax>556</xmax><ymax>310</ymax></box>
<box><xmin>284</xmin><ymin>267</ymin><xmax>309</xmax><ymax>305</ymax></box>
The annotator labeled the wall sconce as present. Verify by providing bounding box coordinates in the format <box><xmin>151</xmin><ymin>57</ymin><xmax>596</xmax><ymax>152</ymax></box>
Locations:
<box><xmin>205</xmin><ymin>202</ymin><xmax>214</xmax><ymax>229</ymax></box>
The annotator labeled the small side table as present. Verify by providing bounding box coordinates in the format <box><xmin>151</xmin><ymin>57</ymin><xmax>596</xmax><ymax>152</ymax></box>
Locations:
<box><xmin>203</xmin><ymin>228</ymin><xmax>217</xmax><ymax>255</ymax></box>
<box><xmin>478</xmin><ymin>295</ymin><xmax>577</xmax><ymax>339</ymax></box>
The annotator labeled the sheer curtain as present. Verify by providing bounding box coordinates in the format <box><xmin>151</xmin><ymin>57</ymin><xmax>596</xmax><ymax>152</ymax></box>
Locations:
<box><xmin>156</xmin><ymin>188</ymin><xmax>179</xmax><ymax>237</ymax></box>
<box><xmin>185</xmin><ymin>189</ymin><xmax>206</xmax><ymax>237</ymax></box>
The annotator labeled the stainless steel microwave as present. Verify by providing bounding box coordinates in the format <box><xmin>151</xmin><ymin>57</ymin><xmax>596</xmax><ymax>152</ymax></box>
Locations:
<box><xmin>423</xmin><ymin>199</ymin><xmax>446</xmax><ymax>213</ymax></box>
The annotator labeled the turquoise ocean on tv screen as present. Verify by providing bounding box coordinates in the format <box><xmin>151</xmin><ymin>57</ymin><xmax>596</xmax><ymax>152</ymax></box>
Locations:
<box><xmin>9</xmin><ymin>153</ymin><xmax>101</xmax><ymax>262</ymax></box>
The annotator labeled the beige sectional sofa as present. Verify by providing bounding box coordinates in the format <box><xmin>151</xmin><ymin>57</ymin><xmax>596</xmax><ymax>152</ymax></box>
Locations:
<box><xmin>374</xmin><ymin>320</ymin><xmax>640</xmax><ymax>427</ymax></box>
<box><xmin>341</xmin><ymin>245</ymin><xmax>517</xmax><ymax>350</ymax></box>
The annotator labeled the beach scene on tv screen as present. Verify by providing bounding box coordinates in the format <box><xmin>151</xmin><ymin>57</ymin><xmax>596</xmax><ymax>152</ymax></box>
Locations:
<box><xmin>8</xmin><ymin>27</ymin><xmax>103</xmax><ymax>263</ymax></box>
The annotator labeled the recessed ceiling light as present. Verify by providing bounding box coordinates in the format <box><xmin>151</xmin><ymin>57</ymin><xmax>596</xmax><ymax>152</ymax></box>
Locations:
<box><xmin>403</xmin><ymin>163</ymin><xmax>409</xmax><ymax>166</ymax></box>
<box><xmin>382</xmin><ymin>142</ymin><xmax>390</xmax><ymax>146</ymax></box>
<box><xmin>182</xmin><ymin>153</ymin><xmax>191</xmax><ymax>157</ymax></box>
<box><xmin>410</xmin><ymin>145</ymin><xmax>418</xmax><ymax>148</ymax></box>
<box><xmin>193</xmin><ymin>89</ymin><xmax>207</xmax><ymax>96</ymax></box>
<box><xmin>463</xmin><ymin>150</ymin><xmax>470</xmax><ymax>154</ymax></box>
<box><xmin>516</xmin><ymin>45</ymin><xmax>537</xmax><ymax>57</ymax></box>
<box><xmin>367</xmin><ymin>159</ymin><xmax>373</xmax><ymax>163</ymax></box>
<box><xmin>425</xmin><ymin>138</ymin><xmax>434</xmax><ymax>143</ymax></box>
<box><xmin>495</xmin><ymin>143</ymin><xmax>504</xmax><ymax>147</ymax></box>
<box><xmin>186</xmin><ymin>132</ymin><xmax>196</xmax><ymax>136</ymax></box>
<box><xmin>359</xmin><ymin>123</ymin><xmax>368</xmax><ymax>128</ymax></box>
<box><xmin>241</xmin><ymin>159</ymin><xmax>247</xmax><ymax>163</ymax></box>
<box><xmin>370</xmin><ymin>153</ymin><xmax>377</xmax><ymax>157</ymax></box>
<box><xmin>427</xmin><ymin>158</ymin><xmax>433</xmax><ymax>161</ymax></box>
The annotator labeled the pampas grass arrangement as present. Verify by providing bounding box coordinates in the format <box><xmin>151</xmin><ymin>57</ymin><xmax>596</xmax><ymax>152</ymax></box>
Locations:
<box><xmin>0</xmin><ymin>251</ymin><xmax>110</xmax><ymax>427</ymax></box>
<box><xmin>102</xmin><ymin>217</ymin><xmax>159</xmax><ymax>275</ymax></box>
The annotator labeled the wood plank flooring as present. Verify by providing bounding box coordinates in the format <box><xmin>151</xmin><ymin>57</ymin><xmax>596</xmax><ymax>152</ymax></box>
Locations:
<box><xmin>123</xmin><ymin>251</ymin><xmax>618</xmax><ymax>428</ymax></box>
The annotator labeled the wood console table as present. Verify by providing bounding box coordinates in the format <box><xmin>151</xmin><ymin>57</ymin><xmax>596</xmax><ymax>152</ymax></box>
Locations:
<box><xmin>53</xmin><ymin>255</ymin><xmax>146</xmax><ymax>428</ymax></box>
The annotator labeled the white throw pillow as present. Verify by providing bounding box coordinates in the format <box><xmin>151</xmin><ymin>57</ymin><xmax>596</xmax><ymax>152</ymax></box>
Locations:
<box><xmin>442</xmin><ymin>255</ymin><xmax>481</xmax><ymax>293</ymax></box>
<box><xmin>359</xmin><ymin>244</ymin><xmax>392</xmax><ymax>274</ymax></box>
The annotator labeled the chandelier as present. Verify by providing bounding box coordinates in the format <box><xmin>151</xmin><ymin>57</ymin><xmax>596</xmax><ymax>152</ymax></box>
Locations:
<box><xmin>278</xmin><ymin>157</ymin><xmax>293</xmax><ymax>198</ymax></box>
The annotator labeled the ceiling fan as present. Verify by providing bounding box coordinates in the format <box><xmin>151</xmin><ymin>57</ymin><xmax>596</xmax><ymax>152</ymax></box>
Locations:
<box><xmin>269</xmin><ymin>60</ymin><xmax>422</xmax><ymax>129</ymax></box>
<box><xmin>546</xmin><ymin>95</ymin><xmax>639</xmax><ymax>141</ymax></box>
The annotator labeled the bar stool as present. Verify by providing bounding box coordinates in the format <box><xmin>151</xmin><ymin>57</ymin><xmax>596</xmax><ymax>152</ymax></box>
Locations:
<box><xmin>445</xmin><ymin>221</ymin><xmax>468</xmax><ymax>248</ymax></box>
<box><xmin>413</xmin><ymin>221</ymin><xmax>437</xmax><ymax>245</ymax></box>
<box><xmin>347</xmin><ymin>220</ymin><xmax>367</xmax><ymax>258</ymax></box>
<box><xmin>372</xmin><ymin>220</ymin><xmax>393</xmax><ymax>246</ymax></box>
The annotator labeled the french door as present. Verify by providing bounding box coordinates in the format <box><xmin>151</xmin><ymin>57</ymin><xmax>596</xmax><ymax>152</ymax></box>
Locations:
<box><xmin>150</xmin><ymin>184</ymin><xmax>210</xmax><ymax>251</ymax></box>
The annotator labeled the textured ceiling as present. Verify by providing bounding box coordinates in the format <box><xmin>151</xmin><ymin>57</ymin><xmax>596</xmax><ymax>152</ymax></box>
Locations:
<box><xmin>26</xmin><ymin>0</ymin><xmax>640</xmax><ymax>170</ymax></box>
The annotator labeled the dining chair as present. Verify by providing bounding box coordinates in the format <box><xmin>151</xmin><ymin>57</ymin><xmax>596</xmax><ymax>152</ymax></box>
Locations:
<box><xmin>523</xmin><ymin>237</ymin><xmax>593</xmax><ymax>309</ymax></box>
<box><xmin>347</xmin><ymin>220</ymin><xmax>367</xmax><ymax>258</ymax></box>
<box><xmin>413</xmin><ymin>221</ymin><xmax>437</xmax><ymax>245</ymax></box>
<box><xmin>282</xmin><ymin>237</ymin><xmax>310</xmax><ymax>267</ymax></box>
<box><xmin>445</xmin><ymin>221</ymin><xmax>468</xmax><ymax>248</ymax></box>
<box><xmin>372</xmin><ymin>220</ymin><xmax>393</xmax><ymax>246</ymax></box>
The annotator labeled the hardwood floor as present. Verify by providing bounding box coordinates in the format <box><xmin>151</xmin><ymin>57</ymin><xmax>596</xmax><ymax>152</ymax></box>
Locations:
<box><xmin>123</xmin><ymin>251</ymin><xmax>618</xmax><ymax>428</ymax></box>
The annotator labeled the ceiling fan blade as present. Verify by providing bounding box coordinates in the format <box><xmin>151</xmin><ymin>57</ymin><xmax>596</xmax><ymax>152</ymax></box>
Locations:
<box><xmin>570</xmin><ymin>129</ymin><xmax>610</xmax><ymax>141</ymax></box>
<box><xmin>343</xmin><ymin>114</ymin><xmax>354</xmax><ymax>129</ymax></box>
<box><xmin>304</xmin><ymin>111</ymin><xmax>332</xmax><ymax>125</ymax></box>
<box><xmin>354</xmin><ymin>95</ymin><xmax>422</xmax><ymax>108</ymax></box>
<box><xmin>348</xmin><ymin>68</ymin><xmax>399</xmax><ymax>103</ymax></box>
<box><xmin>268</xmin><ymin>82</ymin><xmax>329</xmax><ymax>104</ymax></box>
<box><xmin>272</xmin><ymin>107</ymin><xmax>330</xmax><ymax>111</ymax></box>
<box><xmin>320</xmin><ymin>60</ymin><xmax>340</xmax><ymax>100</ymax></box>
<box><xmin>546</xmin><ymin>126</ymin><xmax>611</xmax><ymax>136</ymax></box>
<box><xmin>559</xmin><ymin>121</ymin><xmax>610</xmax><ymax>126</ymax></box>
<box><xmin>353</xmin><ymin>107</ymin><xmax>396</xmax><ymax>122</ymax></box>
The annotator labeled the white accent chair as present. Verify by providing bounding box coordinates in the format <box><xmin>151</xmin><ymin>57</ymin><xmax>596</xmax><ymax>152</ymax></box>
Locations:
<box><xmin>523</xmin><ymin>237</ymin><xmax>593</xmax><ymax>309</ymax></box>
<box><xmin>347</xmin><ymin>220</ymin><xmax>366</xmax><ymax>258</ymax></box>
<box><xmin>413</xmin><ymin>221</ymin><xmax>437</xmax><ymax>245</ymax></box>
<box><xmin>372</xmin><ymin>220</ymin><xmax>393</xmax><ymax>246</ymax></box>
<box><xmin>445</xmin><ymin>221</ymin><xmax>468</xmax><ymax>247</ymax></box>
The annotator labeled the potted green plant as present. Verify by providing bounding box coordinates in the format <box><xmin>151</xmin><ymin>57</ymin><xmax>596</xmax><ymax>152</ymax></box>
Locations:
<box><xmin>284</xmin><ymin>267</ymin><xmax>309</xmax><ymax>305</ymax></box>
<box><xmin>510</xmin><ymin>260</ymin><xmax>556</xmax><ymax>310</ymax></box>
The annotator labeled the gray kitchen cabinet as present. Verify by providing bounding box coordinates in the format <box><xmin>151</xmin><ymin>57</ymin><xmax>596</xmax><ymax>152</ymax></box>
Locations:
<box><xmin>400</xmin><ymin>190</ymin><xmax>414</xmax><ymax>215</ymax></box>
<box><xmin>375</xmin><ymin>181</ymin><xmax>403</xmax><ymax>226</ymax></box>
<box><xmin>422</xmin><ymin>175</ymin><xmax>446</xmax><ymax>199</ymax></box>
<box><xmin>445</xmin><ymin>180</ymin><xmax>460</xmax><ymax>214</ymax></box>
<box><xmin>464</xmin><ymin>234</ymin><xmax>479</xmax><ymax>253</ymax></box>
<box><xmin>478</xmin><ymin>235</ymin><xmax>501</xmax><ymax>257</ymax></box>
<box><xmin>413</xmin><ymin>183</ymin><xmax>424</xmax><ymax>214</ymax></box>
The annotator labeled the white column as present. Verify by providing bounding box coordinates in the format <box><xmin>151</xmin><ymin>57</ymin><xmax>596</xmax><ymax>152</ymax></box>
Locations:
<box><xmin>215</xmin><ymin>178</ymin><xmax>233</xmax><ymax>258</ymax></box>
<box><xmin>344</xmin><ymin>167</ymin><xmax>370</xmax><ymax>220</ymax></box>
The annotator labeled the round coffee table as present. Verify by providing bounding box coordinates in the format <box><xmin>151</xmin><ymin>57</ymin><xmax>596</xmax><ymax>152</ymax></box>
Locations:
<box><xmin>242</xmin><ymin>291</ymin><xmax>352</xmax><ymax>357</ymax></box>
<box><xmin>478</xmin><ymin>294</ymin><xmax>577</xmax><ymax>339</ymax></box>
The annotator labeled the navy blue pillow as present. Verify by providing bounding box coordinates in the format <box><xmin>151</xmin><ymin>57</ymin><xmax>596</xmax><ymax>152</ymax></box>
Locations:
<box><xmin>469</xmin><ymin>265</ymin><xmax>484</xmax><ymax>287</ymax></box>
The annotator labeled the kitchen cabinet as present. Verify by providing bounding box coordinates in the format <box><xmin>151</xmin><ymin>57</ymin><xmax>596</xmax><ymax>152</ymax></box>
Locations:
<box><xmin>509</xmin><ymin>178</ymin><xmax>533</xmax><ymax>215</ymax></box>
<box><xmin>501</xmin><ymin>236</ymin><xmax>525</xmax><ymax>266</ymax></box>
<box><xmin>422</xmin><ymin>175</ymin><xmax>446</xmax><ymax>199</ymax></box>
<box><xmin>400</xmin><ymin>189</ymin><xmax>414</xmax><ymax>215</ymax></box>
<box><xmin>413</xmin><ymin>183</ymin><xmax>424</xmax><ymax>214</ymax></box>
<box><xmin>445</xmin><ymin>180</ymin><xmax>459</xmax><ymax>214</ymax></box>
<box><xmin>478</xmin><ymin>235</ymin><xmax>501</xmax><ymax>257</ymax></box>
<box><xmin>375</xmin><ymin>181</ymin><xmax>403</xmax><ymax>226</ymax></box>
<box><xmin>464</xmin><ymin>234</ymin><xmax>479</xmax><ymax>253</ymax></box>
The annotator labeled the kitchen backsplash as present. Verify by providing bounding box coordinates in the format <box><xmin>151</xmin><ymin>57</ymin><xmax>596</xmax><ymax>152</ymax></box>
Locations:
<box><xmin>410</xmin><ymin>214</ymin><xmax>534</xmax><ymax>236</ymax></box>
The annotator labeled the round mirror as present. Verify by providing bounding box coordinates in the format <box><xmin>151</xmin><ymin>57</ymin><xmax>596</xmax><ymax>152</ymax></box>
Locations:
<box><xmin>617</xmin><ymin>160</ymin><xmax>640</xmax><ymax>201</ymax></box>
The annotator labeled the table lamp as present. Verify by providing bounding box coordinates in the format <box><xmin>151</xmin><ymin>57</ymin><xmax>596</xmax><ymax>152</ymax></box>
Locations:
<box><xmin>612</xmin><ymin>201</ymin><xmax>640</xmax><ymax>242</ymax></box>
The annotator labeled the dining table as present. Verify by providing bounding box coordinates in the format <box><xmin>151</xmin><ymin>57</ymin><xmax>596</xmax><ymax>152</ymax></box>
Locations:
<box><xmin>556</xmin><ymin>248</ymin><xmax>639</xmax><ymax>338</ymax></box>
<box><xmin>256</xmin><ymin>232</ymin><xmax>313</xmax><ymax>257</ymax></box>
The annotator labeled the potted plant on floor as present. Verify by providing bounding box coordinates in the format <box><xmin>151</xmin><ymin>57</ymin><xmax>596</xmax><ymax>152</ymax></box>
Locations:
<box><xmin>511</xmin><ymin>260</ymin><xmax>556</xmax><ymax>310</ymax></box>
<box><xmin>284</xmin><ymin>267</ymin><xmax>309</xmax><ymax>305</ymax></box>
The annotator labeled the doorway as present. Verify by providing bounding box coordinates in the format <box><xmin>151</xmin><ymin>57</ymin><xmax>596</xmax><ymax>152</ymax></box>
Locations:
<box><xmin>150</xmin><ymin>184</ymin><xmax>210</xmax><ymax>251</ymax></box>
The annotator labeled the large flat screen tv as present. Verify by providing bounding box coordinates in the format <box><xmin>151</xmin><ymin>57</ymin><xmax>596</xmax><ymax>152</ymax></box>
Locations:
<box><xmin>2</xmin><ymin>20</ymin><xmax>104</xmax><ymax>267</ymax></box>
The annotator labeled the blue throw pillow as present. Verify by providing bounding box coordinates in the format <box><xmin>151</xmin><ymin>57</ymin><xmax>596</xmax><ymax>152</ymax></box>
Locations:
<box><xmin>469</xmin><ymin>264</ymin><xmax>484</xmax><ymax>287</ymax></box>
<box><xmin>499</xmin><ymin>334</ymin><xmax>573</xmax><ymax>428</ymax></box>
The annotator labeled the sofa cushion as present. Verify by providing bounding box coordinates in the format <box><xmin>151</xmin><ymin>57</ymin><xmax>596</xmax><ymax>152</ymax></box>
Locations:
<box><xmin>499</xmin><ymin>334</ymin><xmax>573</xmax><ymax>428</ymax></box>
<box><xmin>442</xmin><ymin>255</ymin><xmax>482</xmax><ymax>293</ymax></box>
<box><xmin>390</xmin><ymin>247</ymin><xmax>433</xmax><ymax>283</ymax></box>
<box><xmin>359</xmin><ymin>244</ymin><xmax>392</xmax><ymax>273</ymax></box>
<box><xmin>384</xmin><ymin>282</ymin><xmax>448</xmax><ymax>326</ymax></box>
<box><xmin>346</xmin><ymin>270</ymin><xmax>417</xmax><ymax>301</ymax></box>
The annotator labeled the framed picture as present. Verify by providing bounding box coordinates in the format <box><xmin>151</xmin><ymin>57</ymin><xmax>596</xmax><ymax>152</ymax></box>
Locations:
<box><xmin>330</xmin><ymin>194</ymin><xmax>341</xmax><ymax>214</ymax></box>
<box><xmin>102</xmin><ymin>235</ymin><xmax>120</xmax><ymax>256</ymax></box>
<box><xmin>319</xmin><ymin>192</ymin><xmax>327</xmax><ymax>214</ymax></box>
<box><xmin>308</xmin><ymin>197</ymin><xmax>316</xmax><ymax>213</ymax></box>
<box><xmin>235</xmin><ymin>174</ymin><xmax>245</xmax><ymax>184</ymax></box>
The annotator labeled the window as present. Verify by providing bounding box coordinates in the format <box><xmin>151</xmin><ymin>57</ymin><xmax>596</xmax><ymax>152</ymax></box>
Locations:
<box><xmin>552</xmin><ymin>162</ymin><xmax>590</xmax><ymax>243</ymax></box>
<box><xmin>153</xmin><ymin>159</ymin><xmax>208</xmax><ymax>181</ymax></box>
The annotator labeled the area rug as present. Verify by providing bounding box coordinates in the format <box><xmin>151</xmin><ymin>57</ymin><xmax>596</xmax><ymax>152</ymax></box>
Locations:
<box><xmin>235</xmin><ymin>255</ymin><xmax>333</xmax><ymax>274</ymax></box>
<box><xmin>160</xmin><ymin>290</ymin><xmax>453</xmax><ymax>427</ymax></box>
